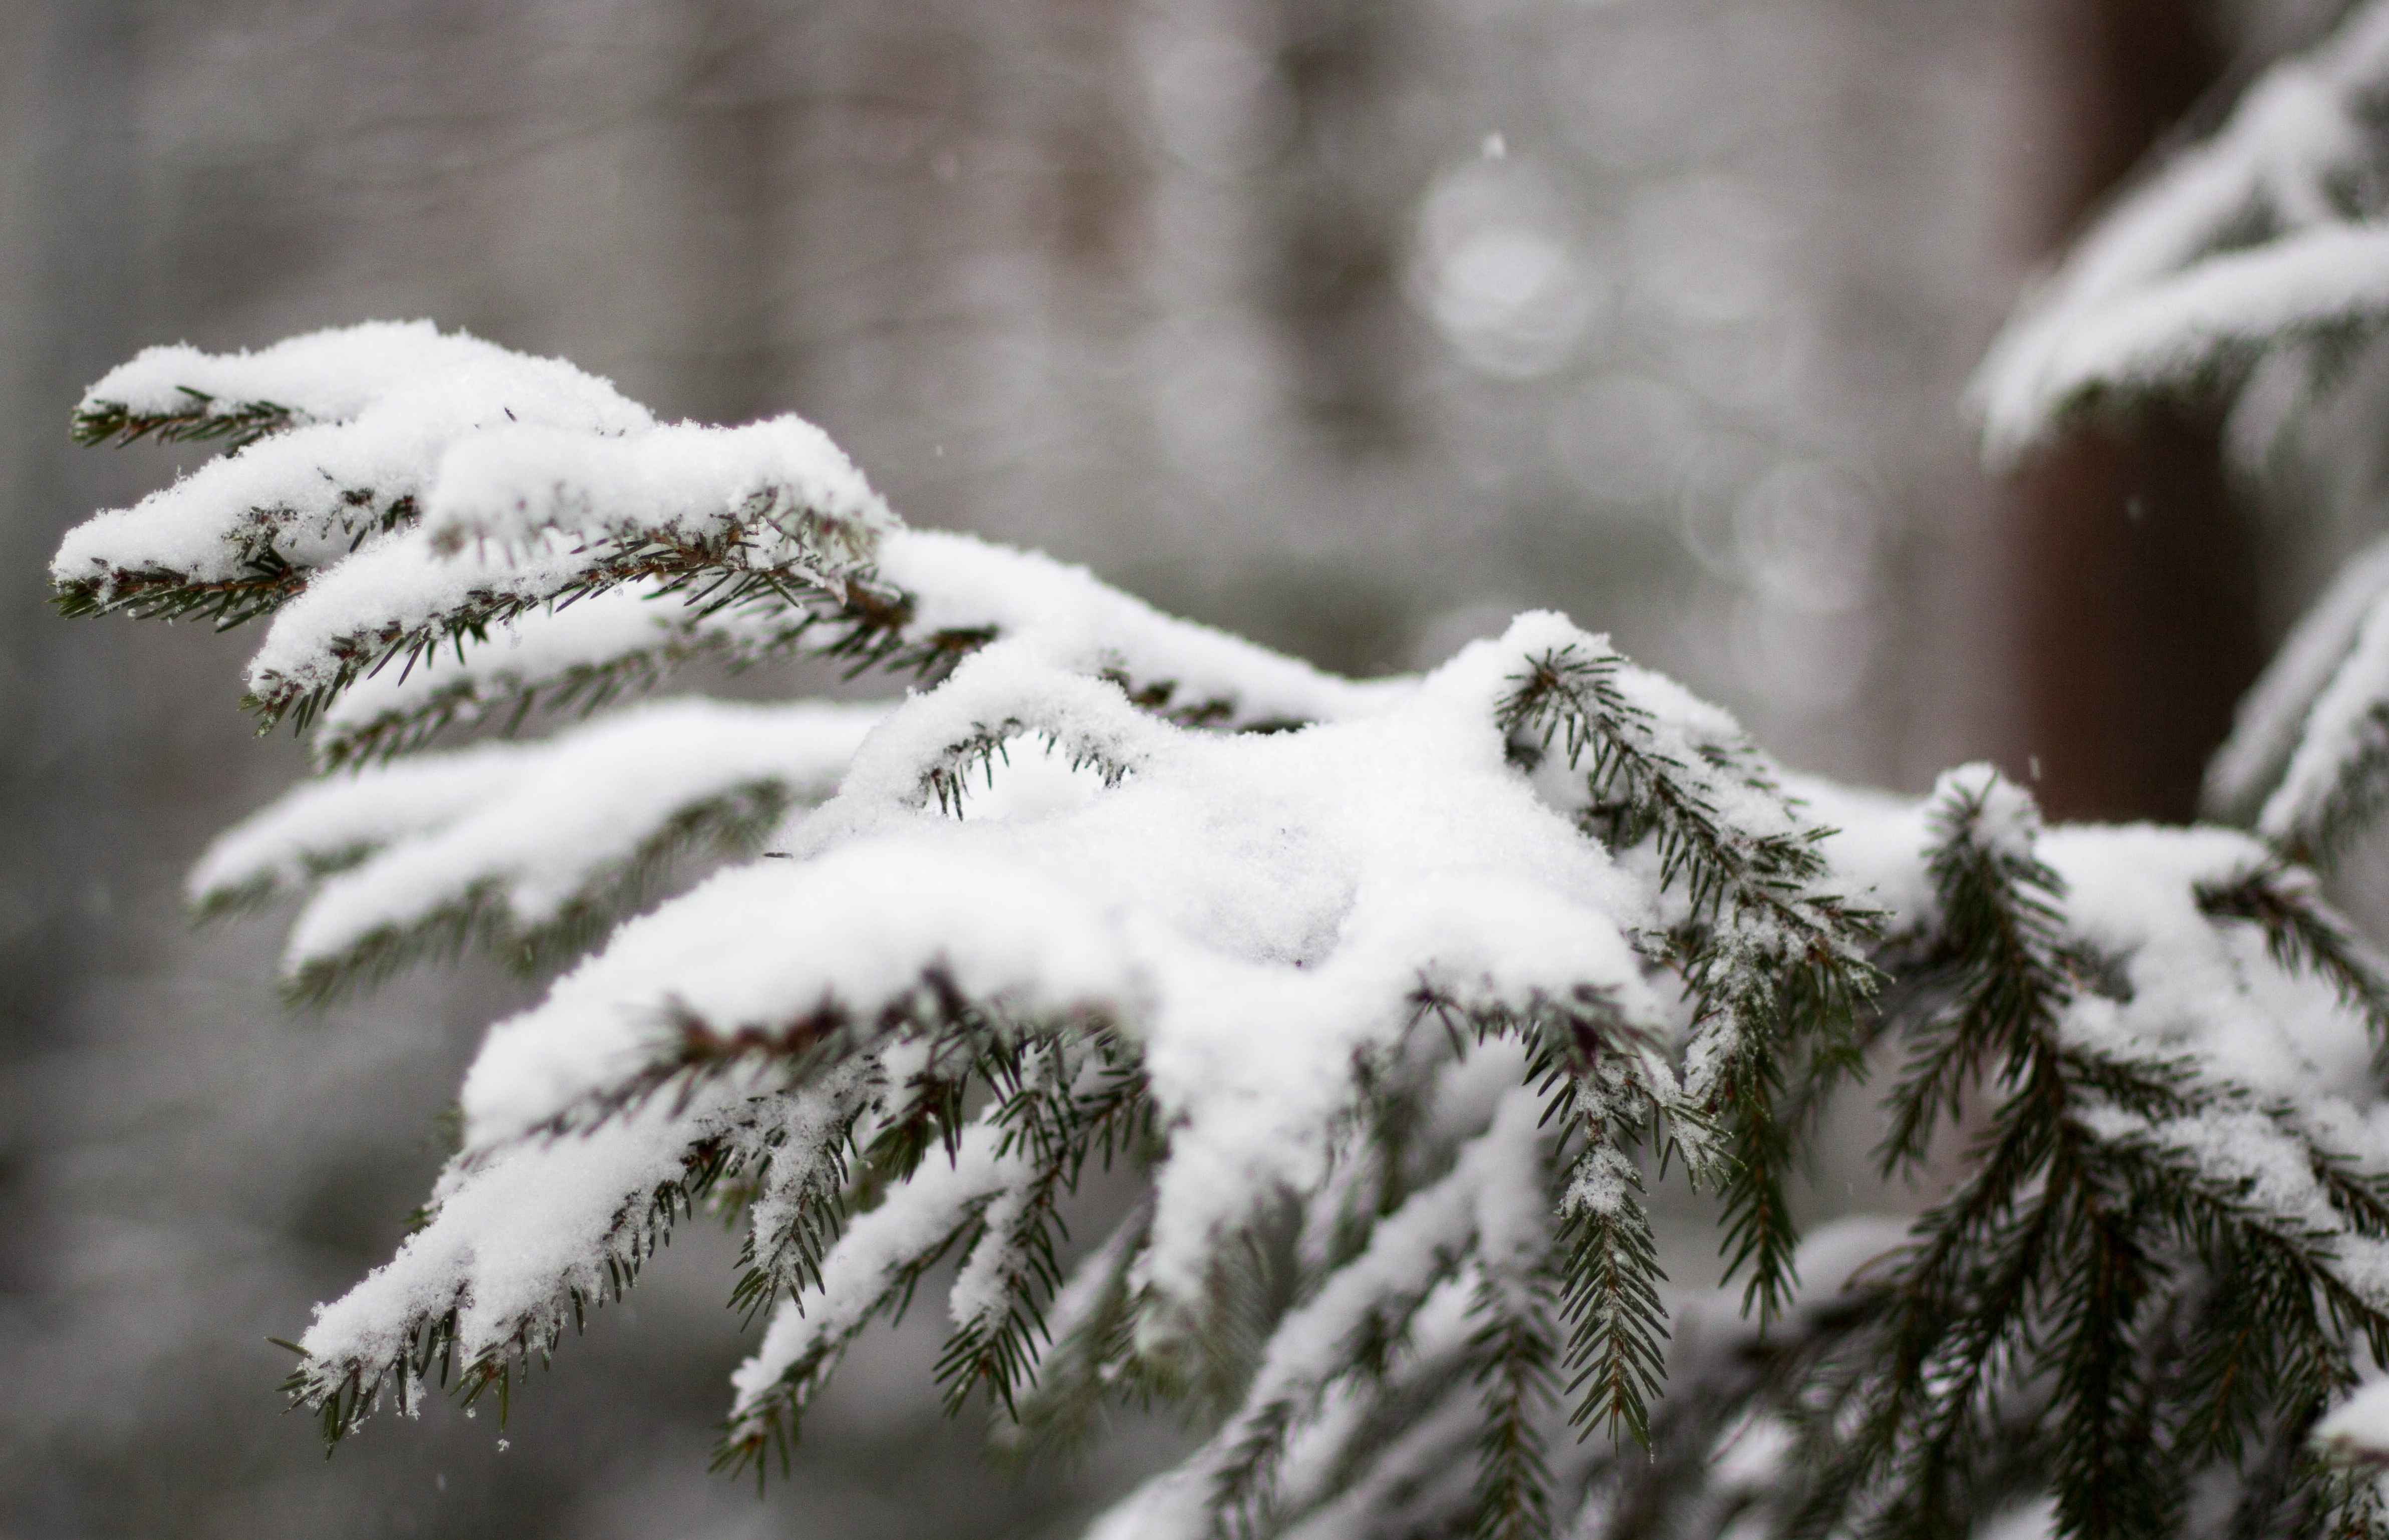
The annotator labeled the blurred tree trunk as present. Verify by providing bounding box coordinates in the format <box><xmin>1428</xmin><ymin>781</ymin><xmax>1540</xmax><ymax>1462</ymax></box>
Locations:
<box><xmin>1268</xmin><ymin>0</ymin><xmax>1417</xmax><ymax>459</ymax></box>
<box><xmin>673</xmin><ymin>0</ymin><xmax>795</xmax><ymax>424</ymax></box>
<box><xmin>2005</xmin><ymin>0</ymin><xmax>2261</xmax><ymax>821</ymax></box>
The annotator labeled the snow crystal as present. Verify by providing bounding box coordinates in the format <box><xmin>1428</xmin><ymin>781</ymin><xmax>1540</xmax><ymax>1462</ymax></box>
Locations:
<box><xmin>1562</xmin><ymin>1142</ymin><xmax>1640</xmax><ymax>1217</ymax></box>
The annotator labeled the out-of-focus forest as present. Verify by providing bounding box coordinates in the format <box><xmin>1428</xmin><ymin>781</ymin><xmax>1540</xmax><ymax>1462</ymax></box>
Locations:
<box><xmin>0</xmin><ymin>2</ymin><xmax>2342</xmax><ymax>1536</ymax></box>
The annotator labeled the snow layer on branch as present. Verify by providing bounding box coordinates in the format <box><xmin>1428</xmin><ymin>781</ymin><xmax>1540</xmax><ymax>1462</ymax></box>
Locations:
<box><xmin>423</xmin><ymin>415</ymin><xmax>890</xmax><ymax>564</ymax></box>
<box><xmin>2082</xmin><ymin>1100</ymin><xmax>2389</xmax><ymax>1292</ymax></box>
<box><xmin>1785</xmin><ymin>775</ymin><xmax>2379</xmax><ymax>1123</ymax></box>
<box><xmin>2060</xmin><ymin>825</ymin><xmax>2362</xmax><ymax>1104</ymax></box>
<box><xmin>191</xmin><ymin>697</ymin><xmax>885</xmax><ymax>978</ymax></box>
<box><xmin>1974</xmin><ymin>2</ymin><xmax>2389</xmax><ymax>458</ymax></box>
<box><xmin>1940</xmin><ymin>762</ymin><xmax>2041</xmax><ymax>857</ymax></box>
<box><xmin>241</xmin><ymin>526</ymin><xmax>616</xmax><ymax>700</ymax></box>
<box><xmin>875</xmin><ymin>530</ymin><xmax>1406</xmax><ymax>727</ymax></box>
<box><xmin>1207</xmin><ymin>1077</ymin><xmax>1543</xmax><ymax>1451</ymax></box>
<box><xmin>729</xmin><ymin>1114</ymin><xmax>1025</xmax><ymax>1421</ymax></box>
<box><xmin>428</xmin><ymin>617</ymin><xmax>1650</xmax><ymax>1322</ymax></box>
<box><xmin>1783</xmin><ymin>775</ymin><xmax>1937</xmax><ymax>929</ymax></box>
<box><xmin>459</xmin><ymin>844</ymin><xmax>1142</xmax><ymax>1148</ymax></box>
<box><xmin>299</xmin><ymin>1080</ymin><xmax>755</xmax><ymax>1385</ymax></box>
<box><xmin>55</xmin><ymin>324</ymin><xmax>651</xmax><ymax>597</ymax></box>
<box><xmin>1980</xmin><ymin>225</ymin><xmax>2389</xmax><ymax>454</ymax></box>
<box><xmin>2315</xmin><ymin>1376</ymin><xmax>2389</xmax><ymax>1463</ymax></box>
<box><xmin>242</xmin><ymin>419</ymin><xmax>890</xmax><ymax>708</ymax></box>
<box><xmin>190</xmin><ymin>748</ymin><xmax>520</xmax><ymax>905</ymax></box>
<box><xmin>80</xmin><ymin>320</ymin><xmax>549</xmax><ymax>430</ymax></box>
<box><xmin>2261</xmin><ymin>595</ymin><xmax>2389</xmax><ymax>851</ymax></box>
<box><xmin>309</xmin><ymin>582</ymin><xmax>768</xmax><ymax>763</ymax></box>
<box><xmin>821</xmin><ymin>641</ymin><xmax>1175</xmax><ymax>814</ymax></box>
<box><xmin>302</xmin><ymin>528</ymin><xmax>1412</xmax><ymax>768</ymax></box>
<box><xmin>55</xmin><ymin>324</ymin><xmax>892</xmax><ymax>740</ymax></box>
<box><xmin>2209</xmin><ymin>531</ymin><xmax>2389</xmax><ymax>821</ymax></box>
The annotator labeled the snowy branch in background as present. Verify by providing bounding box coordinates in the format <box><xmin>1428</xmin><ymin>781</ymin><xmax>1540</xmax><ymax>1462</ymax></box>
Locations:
<box><xmin>1974</xmin><ymin>2</ymin><xmax>2389</xmax><ymax>460</ymax></box>
<box><xmin>1970</xmin><ymin>3</ymin><xmax>2389</xmax><ymax>867</ymax></box>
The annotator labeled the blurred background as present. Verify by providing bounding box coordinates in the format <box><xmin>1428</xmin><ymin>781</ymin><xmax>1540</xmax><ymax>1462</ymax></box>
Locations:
<box><xmin>0</xmin><ymin>1</ymin><xmax>2348</xmax><ymax>1535</ymax></box>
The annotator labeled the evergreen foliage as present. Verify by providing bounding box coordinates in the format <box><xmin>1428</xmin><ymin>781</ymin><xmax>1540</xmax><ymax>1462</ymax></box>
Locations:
<box><xmin>55</xmin><ymin>93</ymin><xmax>2389</xmax><ymax>1524</ymax></box>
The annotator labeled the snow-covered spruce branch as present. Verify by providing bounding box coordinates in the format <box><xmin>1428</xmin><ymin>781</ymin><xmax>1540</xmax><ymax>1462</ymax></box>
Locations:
<box><xmin>189</xmin><ymin>698</ymin><xmax>882</xmax><ymax>1002</ymax></box>
<box><xmin>291</xmin><ymin>527</ymin><xmax>1349</xmax><ymax>772</ymax></box>
<box><xmin>299</xmin><ymin>582</ymin><xmax>842</xmax><ymax>770</ymax></box>
<box><xmin>1974</xmin><ymin>1</ymin><xmax>2389</xmax><ymax>460</ymax></box>
<box><xmin>677</xmin><ymin>953</ymin><xmax>1688</xmax><ymax>1503</ymax></box>
<box><xmin>54</xmin><ymin>324</ymin><xmax>1385</xmax><ymax>763</ymax></box>
<box><xmin>1497</xmin><ymin>642</ymin><xmax>1879</xmax><ymax>1324</ymax></box>
<box><xmin>1103</xmin><ymin>1075</ymin><xmax>1554</xmax><ymax>1538</ymax></box>
<box><xmin>238</xmin><ymin>505</ymin><xmax>879</xmax><ymax>738</ymax></box>
<box><xmin>73</xmin><ymin>384</ymin><xmax>300</xmax><ymax>451</ymax></box>
<box><xmin>2202</xmin><ymin>533</ymin><xmax>2389</xmax><ymax>829</ymax></box>
<box><xmin>290</xmin><ymin>523</ymin><xmax>1390</xmax><ymax>771</ymax></box>
<box><xmin>281</xmin><ymin>1081</ymin><xmax>773</xmax><ymax>1446</ymax></box>
<box><xmin>2193</xmin><ymin>858</ymin><xmax>2389</xmax><ymax>1047</ymax></box>
<box><xmin>1409</xmin><ymin>769</ymin><xmax>2389</xmax><ymax>1540</ymax></box>
<box><xmin>721</xmin><ymin>1029</ymin><xmax>1162</xmax><ymax>1474</ymax></box>
<box><xmin>58</xmin><ymin>322</ymin><xmax>2389</xmax><ymax>1540</ymax></box>
<box><xmin>933</xmin><ymin>1037</ymin><xmax>1158</xmax><ymax>1416</ymax></box>
<box><xmin>287</xmin><ymin>1000</ymin><xmax>1032</xmax><ymax>1453</ymax></box>
<box><xmin>1772</xmin><ymin>769</ymin><xmax>2389</xmax><ymax>1540</ymax></box>
<box><xmin>52</xmin><ymin>327</ymin><xmax>893</xmax><ymax>717</ymax></box>
<box><xmin>2245</xmin><ymin>588</ymin><xmax>2389</xmax><ymax>867</ymax></box>
<box><xmin>223</xmin><ymin>599</ymin><xmax>1819</xmax><ymax>1536</ymax></box>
